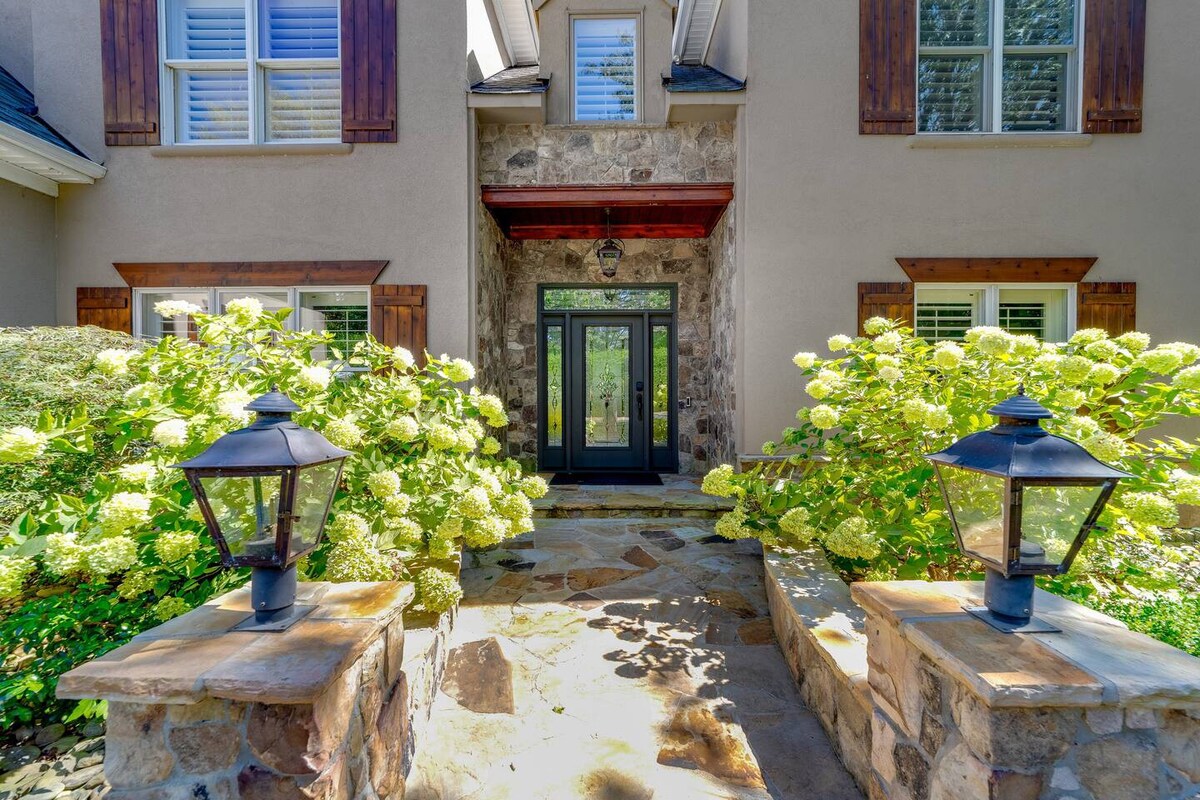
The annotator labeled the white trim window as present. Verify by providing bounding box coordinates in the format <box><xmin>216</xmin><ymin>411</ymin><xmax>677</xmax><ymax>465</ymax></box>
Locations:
<box><xmin>162</xmin><ymin>0</ymin><xmax>341</xmax><ymax>144</ymax></box>
<box><xmin>917</xmin><ymin>0</ymin><xmax>1081</xmax><ymax>133</ymax></box>
<box><xmin>572</xmin><ymin>16</ymin><xmax>639</xmax><ymax>122</ymax></box>
<box><xmin>134</xmin><ymin>287</ymin><xmax>370</xmax><ymax>361</ymax></box>
<box><xmin>915</xmin><ymin>284</ymin><xmax>1075</xmax><ymax>342</ymax></box>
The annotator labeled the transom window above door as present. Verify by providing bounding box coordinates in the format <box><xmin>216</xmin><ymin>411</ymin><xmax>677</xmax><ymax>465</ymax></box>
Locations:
<box><xmin>162</xmin><ymin>0</ymin><xmax>341</xmax><ymax>144</ymax></box>
<box><xmin>915</xmin><ymin>284</ymin><xmax>1073</xmax><ymax>342</ymax></box>
<box><xmin>918</xmin><ymin>0</ymin><xmax>1081</xmax><ymax>133</ymax></box>
<box><xmin>572</xmin><ymin>17</ymin><xmax>638</xmax><ymax>122</ymax></box>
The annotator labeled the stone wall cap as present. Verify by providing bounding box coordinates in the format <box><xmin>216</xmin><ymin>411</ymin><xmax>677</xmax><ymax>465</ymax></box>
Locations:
<box><xmin>852</xmin><ymin>581</ymin><xmax>1200</xmax><ymax>709</ymax></box>
<box><xmin>58</xmin><ymin>581</ymin><xmax>415</xmax><ymax>705</ymax></box>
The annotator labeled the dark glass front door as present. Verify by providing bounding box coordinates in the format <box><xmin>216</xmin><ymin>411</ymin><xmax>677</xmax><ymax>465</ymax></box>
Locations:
<box><xmin>539</xmin><ymin>287</ymin><xmax>677</xmax><ymax>473</ymax></box>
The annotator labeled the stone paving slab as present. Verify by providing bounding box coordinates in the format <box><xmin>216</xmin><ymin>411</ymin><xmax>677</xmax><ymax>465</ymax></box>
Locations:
<box><xmin>533</xmin><ymin>477</ymin><xmax>736</xmax><ymax>519</ymax></box>
<box><xmin>407</xmin><ymin>518</ymin><xmax>863</xmax><ymax>800</ymax></box>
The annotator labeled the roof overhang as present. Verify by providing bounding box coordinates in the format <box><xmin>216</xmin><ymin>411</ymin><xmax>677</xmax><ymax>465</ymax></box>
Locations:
<box><xmin>468</xmin><ymin>91</ymin><xmax>546</xmax><ymax>124</ymax></box>
<box><xmin>666</xmin><ymin>89</ymin><xmax>745</xmax><ymax>122</ymax></box>
<box><xmin>481</xmin><ymin>183</ymin><xmax>734</xmax><ymax>240</ymax></box>
<box><xmin>0</xmin><ymin>122</ymin><xmax>105</xmax><ymax>197</ymax></box>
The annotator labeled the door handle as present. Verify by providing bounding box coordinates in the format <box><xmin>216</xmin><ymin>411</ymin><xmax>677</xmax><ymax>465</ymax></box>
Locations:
<box><xmin>636</xmin><ymin>390</ymin><xmax>644</xmax><ymax>423</ymax></box>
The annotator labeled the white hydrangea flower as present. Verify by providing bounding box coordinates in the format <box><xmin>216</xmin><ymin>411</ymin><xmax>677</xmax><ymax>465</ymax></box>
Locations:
<box><xmin>872</xmin><ymin>331</ymin><xmax>903</xmax><ymax>354</ymax></box>
<box><xmin>383</xmin><ymin>493</ymin><xmax>413</xmax><ymax>517</ymax></box>
<box><xmin>97</xmin><ymin>491</ymin><xmax>153</xmax><ymax>535</ymax></box>
<box><xmin>475</xmin><ymin>394</ymin><xmax>508</xmax><ymax>428</ymax></box>
<box><xmin>0</xmin><ymin>556</ymin><xmax>35</xmax><ymax>600</ymax></box>
<box><xmin>810</xmin><ymin>405</ymin><xmax>840</xmax><ymax>430</ymax></box>
<box><xmin>124</xmin><ymin>382</ymin><xmax>161</xmax><ymax>403</ymax></box>
<box><xmin>324</xmin><ymin>417</ymin><xmax>364</xmax><ymax>449</ymax></box>
<box><xmin>778</xmin><ymin>507</ymin><xmax>816</xmax><ymax>543</ymax></box>
<box><xmin>1175</xmin><ymin>366</ymin><xmax>1200</xmax><ymax>391</ymax></box>
<box><xmin>923</xmin><ymin>405</ymin><xmax>953</xmax><ymax>431</ymax></box>
<box><xmin>1070</xmin><ymin>328</ymin><xmax>1110</xmax><ymax>347</ymax></box>
<box><xmin>154</xmin><ymin>300</ymin><xmax>202</xmax><ymax>319</ymax></box>
<box><xmin>519</xmin><ymin>476</ymin><xmax>549</xmax><ymax>499</ymax></box>
<box><xmin>1163</xmin><ymin>342</ymin><xmax>1200</xmax><ymax>365</ymax></box>
<box><xmin>0</xmin><ymin>426</ymin><xmax>47</xmax><ymax>463</ymax></box>
<box><xmin>94</xmin><ymin>348</ymin><xmax>138</xmax><ymax>376</ymax></box>
<box><xmin>415</xmin><ymin>568</ymin><xmax>463</xmax><ymax>613</ymax></box>
<box><xmin>805</xmin><ymin>380</ymin><xmax>832</xmax><ymax>401</ymax></box>
<box><xmin>823</xmin><ymin>517</ymin><xmax>881</xmax><ymax>560</ymax></box>
<box><xmin>395</xmin><ymin>379</ymin><xmax>423</xmax><ymax>410</ymax></box>
<box><xmin>481</xmin><ymin>436</ymin><xmax>501</xmax><ymax>456</ymax></box>
<box><xmin>83</xmin><ymin>536</ymin><xmax>139</xmax><ymax>578</ymax></box>
<box><xmin>296</xmin><ymin>365</ymin><xmax>333</xmax><ymax>393</ymax></box>
<box><xmin>327</xmin><ymin>512</ymin><xmax>372</xmax><ymax>543</ymax></box>
<box><xmin>1084</xmin><ymin>339</ymin><xmax>1122</xmax><ymax>361</ymax></box>
<box><xmin>445</xmin><ymin>358</ymin><xmax>476</xmax><ymax>383</ymax></box>
<box><xmin>1133</xmin><ymin>348</ymin><xmax>1184</xmax><ymax>375</ymax></box>
<box><xmin>863</xmin><ymin>317</ymin><xmax>891</xmax><ymax>336</ymax></box>
<box><xmin>151</xmin><ymin>419</ymin><xmax>189</xmax><ymax>448</ymax></box>
<box><xmin>932</xmin><ymin>342</ymin><xmax>965</xmax><ymax>370</ymax></box>
<box><xmin>367</xmin><ymin>470</ymin><xmax>403</xmax><ymax>498</ymax></box>
<box><xmin>154</xmin><ymin>530</ymin><xmax>200</xmax><ymax>563</ymax></box>
<box><xmin>1121</xmin><ymin>492</ymin><xmax>1179</xmax><ymax>528</ymax></box>
<box><xmin>458</xmin><ymin>487</ymin><xmax>492</xmax><ymax>520</ymax></box>
<box><xmin>1059</xmin><ymin>356</ymin><xmax>1094</xmax><ymax>385</ymax></box>
<box><xmin>215</xmin><ymin>389</ymin><xmax>254</xmax><ymax>426</ymax></box>
<box><xmin>391</xmin><ymin>347</ymin><xmax>415</xmax><ymax>370</ymax></box>
<box><xmin>224</xmin><ymin>297</ymin><xmax>264</xmax><ymax>321</ymax></box>
<box><xmin>385</xmin><ymin>416</ymin><xmax>420</xmax><ymax>442</ymax></box>
<box><xmin>1057</xmin><ymin>389</ymin><xmax>1087</xmax><ymax>410</ymax></box>
<box><xmin>827</xmin><ymin>334</ymin><xmax>853</xmax><ymax>352</ymax></box>
<box><xmin>966</xmin><ymin>326</ymin><xmax>1014</xmax><ymax>357</ymax></box>
<box><xmin>1088</xmin><ymin>363</ymin><xmax>1122</xmax><ymax>386</ymax></box>
<box><xmin>1113</xmin><ymin>332</ymin><xmax>1151</xmax><ymax>354</ymax></box>
<box><xmin>391</xmin><ymin>517</ymin><xmax>424</xmax><ymax>547</ymax></box>
<box><xmin>1169</xmin><ymin>470</ymin><xmax>1200</xmax><ymax>506</ymax></box>
<box><xmin>793</xmin><ymin>352</ymin><xmax>817</xmax><ymax>370</ymax></box>
<box><xmin>878</xmin><ymin>366</ymin><xmax>903</xmax><ymax>385</ymax></box>
<box><xmin>1012</xmin><ymin>335</ymin><xmax>1040</xmax><ymax>357</ymax></box>
<box><xmin>42</xmin><ymin>533</ymin><xmax>85</xmax><ymax>576</ymax></box>
<box><xmin>117</xmin><ymin>462</ymin><xmax>158</xmax><ymax>487</ymax></box>
<box><xmin>427</xmin><ymin>423</ymin><xmax>458</xmax><ymax>451</ymax></box>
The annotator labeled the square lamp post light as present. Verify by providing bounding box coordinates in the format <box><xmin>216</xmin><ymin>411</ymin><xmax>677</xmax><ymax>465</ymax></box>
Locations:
<box><xmin>176</xmin><ymin>387</ymin><xmax>350</xmax><ymax>632</ymax></box>
<box><xmin>925</xmin><ymin>389</ymin><xmax>1130</xmax><ymax>634</ymax></box>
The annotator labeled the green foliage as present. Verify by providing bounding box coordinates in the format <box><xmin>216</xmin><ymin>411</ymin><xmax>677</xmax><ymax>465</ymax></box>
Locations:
<box><xmin>0</xmin><ymin>303</ymin><xmax>541</xmax><ymax>730</ymax></box>
<box><xmin>1090</xmin><ymin>594</ymin><xmax>1200</xmax><ymax>658</ymax></box>
<box><xmin>703</xmin><ymin>321</ymin><xmax>1200</xmax><ymax>603</ymax></box>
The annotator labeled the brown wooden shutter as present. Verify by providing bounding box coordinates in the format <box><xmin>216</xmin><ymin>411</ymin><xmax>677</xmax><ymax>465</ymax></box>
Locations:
<box><xmin>1077</xmin><ymin>282</ymin><xmax>1137</xmax><ymax>334</ymax></box>
<box><xmin>341</xmin><ymin>0</ymin><xmax>398</xmax><ymax>143</ymax></box>
<box><xmin>1082</xmin><ymin>0</ymin><xmax>1147</xmax><ymax>134</ymax></box>
<box><xmin>77</xmin><ymin>287</ymin><xmax>133</xmax><ymax>334</ymax></box>
<box><xmin>99</xmin><ymin>0</ymin><xmax>161</xmax><ymax>146</ymax></box>
<box><xmin>858</xmin><ymin>282</ymin><xmax>915</xmax><ymax>334</ymax></box>
<box><xmin>859</xmin><ymin>0</ymin><xmax>916</xmax><ymax>134</ymax></box>
<box><xmin>371</xmin><ymin>285</ymin><xmax>426</xmax><ymax>360</ymax></box>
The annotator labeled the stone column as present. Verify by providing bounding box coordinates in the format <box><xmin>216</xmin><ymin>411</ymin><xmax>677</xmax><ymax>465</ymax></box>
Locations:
<box><xmin>851</xmin><ymin>581</ymin><xmax>1200</xmax><ymax>800</ymax></box>
<box><xmin>58</xmin><ymin>581</ymin><xmax>414</xmax><ymax>800</ymax></box>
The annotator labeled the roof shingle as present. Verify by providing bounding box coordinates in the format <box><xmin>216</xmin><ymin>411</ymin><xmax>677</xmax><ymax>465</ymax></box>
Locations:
<box><xmin>471</xmin><ymin>65</ymin><xmax>550</xmax><ymax>95</ymax></box>
<box><xmin>664</xmin><ymin>64</ymin><xmax>746</xmax><ymax>93</ymax></box>
<box><xmin>0</xmin><ymin>66</ymin><xmax>89</xmax><ymax>157</ymax></box>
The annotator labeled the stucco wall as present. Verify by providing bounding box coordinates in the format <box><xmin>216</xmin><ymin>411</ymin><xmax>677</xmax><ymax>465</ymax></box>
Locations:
<box><xmin>738</xmin><ymin>0</ymin><xmax>1200</xmax><ymax>453</ymax></box>
<box><xmin>705</xmin><ymin>0</ymin><xmax>747</xmax><ymax>82</ymax></box>
<box><xmin>41</xmin><ymin>0</ymin><xmax>473</xmax><ymax>359</ymax></box>
<box><xmin>0</xmin><ymin>181</ymin><xmax>56</xmax><ymax>327</ymax></box>
<box><xmin>536</xmin><ymin>0</ymin><xmax>676</xmax><ymax>125</ymax></box>
<box><xmin>0</xmin><ymin>0</ymin><xmax>34</xmax><ymax>89</ymax></box>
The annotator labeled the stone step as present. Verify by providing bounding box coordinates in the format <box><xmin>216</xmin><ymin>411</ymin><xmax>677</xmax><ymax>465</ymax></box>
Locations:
<box><xmin>531</xmin><ymin>484</ymin><xmax>735</xmax><ymax>519</ymax></box>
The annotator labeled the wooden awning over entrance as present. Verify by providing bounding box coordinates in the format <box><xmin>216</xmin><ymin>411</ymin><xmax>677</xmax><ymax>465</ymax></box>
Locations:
<box><xmin>480</xmin><ymin>183</ymin><xmax>734</xmax><ymax>240</ymax></box>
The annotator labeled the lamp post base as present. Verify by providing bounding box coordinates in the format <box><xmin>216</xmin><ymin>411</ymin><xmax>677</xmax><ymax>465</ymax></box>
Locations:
<box><xmin>963</xmin><ymin>569</ymin><xmax>1062</xmax><ymax>634</ymax></box>
<box><xmin>231</xmin><ymin>565</ymin><xmax>317</xmax><ymax>632</ymax></box>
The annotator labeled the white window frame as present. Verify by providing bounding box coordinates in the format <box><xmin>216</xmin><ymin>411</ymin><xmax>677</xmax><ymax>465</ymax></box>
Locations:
<box><xmin>914</xmin><ymin>283</ymin><xmax>1077</xmax><ymax>341</ymax></box>
<box><xmin>569</xmin><ymin>12</ymin><xmax>642</xmax><ymax>124</ymax></box>
<box><xmin>916</xmin><ymin>0</ymin><xmax>1084</xmax><ymax>134</ymax></box>
<box><xmin>159</xmin><ymin>0</ymin><xmax>341</xmax><ymax>145</ymax></box>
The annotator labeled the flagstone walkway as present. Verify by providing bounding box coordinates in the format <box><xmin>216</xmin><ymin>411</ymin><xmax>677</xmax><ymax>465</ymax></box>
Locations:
<box><xmin>405</xmin><ymin>518</ymin><xmax>863</xmax><ymax>800</ymax></box>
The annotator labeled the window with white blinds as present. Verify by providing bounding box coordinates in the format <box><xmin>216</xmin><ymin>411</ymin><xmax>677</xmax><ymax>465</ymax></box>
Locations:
<box><xmin>572</xmin><ymin>17</ymin><xmax>638</xmax><ymax>122</ymax></box>
<box><xmin>918</xmin><ymin>0</ymin><xmax>1079</xmax><ymax>133</ymax></box>
<box><xmin>915</xmin><ymin>285</ymin><xmax>1071</xmax><ymax>343</ymax></box>
<box><xmin>164</xmin><ymin>0</ymin><xmax>340</xmax><ymax>144</ymax></box>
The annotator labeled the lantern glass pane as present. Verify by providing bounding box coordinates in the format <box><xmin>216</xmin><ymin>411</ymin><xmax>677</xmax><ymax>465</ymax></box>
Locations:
<box><xmin>1019</xmin><ymin>484</ymin><xmax>1104</xmax><ymax>567</ymax></box>
<box><xmin>199</xmin><ymin>473</ymin><xmax>284</xmax><ymax>561</ymax></box>
<box><xmin>940</xmin><ymin>467</ymin><xmax>1007</xmax><ymax>565</ymax></box>
<box><xmin>290</xmin><ymin>460</ymin><xmax>341</xmax><ymax>558</ymax></box>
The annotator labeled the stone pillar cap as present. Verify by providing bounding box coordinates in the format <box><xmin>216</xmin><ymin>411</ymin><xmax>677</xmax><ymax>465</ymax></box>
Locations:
<box><xmin>57</xmin><ymin>581</ymin><xmax>414</xmax><ymax>705</ymax></box>
<box><xmin>852</xmin><ymin>581</ymin><xmax>1200</xmax><ymax>710</ymax></box>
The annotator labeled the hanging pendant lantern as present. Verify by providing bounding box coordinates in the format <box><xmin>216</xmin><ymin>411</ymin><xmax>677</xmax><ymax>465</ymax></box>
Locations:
<box><xmin>593</xmin><ymin>208</ymin><xmax>625</xmax><ymax>278</ymax></box>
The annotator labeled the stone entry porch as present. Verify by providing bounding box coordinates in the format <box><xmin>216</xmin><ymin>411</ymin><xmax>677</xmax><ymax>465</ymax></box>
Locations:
<box><xmin>405</xmin><ymin>518</ymin><xmax>862</xmax><ymax>799</ymax></box>
<box><xmin>533</xmin><ymin>474</ymin><xmax>735</xmax><ymax>519</ymax></box>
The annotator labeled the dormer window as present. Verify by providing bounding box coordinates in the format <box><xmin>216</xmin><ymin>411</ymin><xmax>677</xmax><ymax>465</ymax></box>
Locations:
<box><xmin>572</xmin><ymin>17</ymin><xmax>638</xmax><ymax>122</ymax></box>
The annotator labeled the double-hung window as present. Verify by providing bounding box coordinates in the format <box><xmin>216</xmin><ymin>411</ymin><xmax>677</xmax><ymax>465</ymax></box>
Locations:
<box><xmin>918</xmin><ymin>0</ymin><xmax>1080</xmax><ymax>133</ymax></box>
<box><xmin>163</xmin><ymin>0</ymin><xmax>341</xmax><ymax>144</ymax></box>
<box><xmin>915</xmin><ymin>284</ymin><xmax>1073</xmax><ymax>342</ymax></box>
<box><xmin>572</xmin><ymin>17</ymin><xmax>638</xmax><ymax>122</ymax></box>
<box><xmin>135</xmin><ymin>287</ymin><xmax>370</xmax><ymax>362</ymax></box>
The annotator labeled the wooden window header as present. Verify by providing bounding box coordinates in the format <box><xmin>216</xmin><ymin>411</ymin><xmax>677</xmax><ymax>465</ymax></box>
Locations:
<box><xmin>896</xmin><ymin>258</ymin><xmax>1098</xmax><ymax>284</ymax></box>
<box><xmin>114</xmin><ymin>261</ymin><xmax>389</xmax><ymax>288</ymax></box>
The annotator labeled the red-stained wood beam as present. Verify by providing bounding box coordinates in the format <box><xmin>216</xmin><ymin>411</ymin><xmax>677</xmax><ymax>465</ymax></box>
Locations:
<box><xmin>114</xmin><ymin>261</ymin><xmax>390</xmax><ymax>288</ymax></box>
<box><xmin>896</xmin><ymin>257</ymin><xmax>1099</xmax><ymax>283</ymax></box>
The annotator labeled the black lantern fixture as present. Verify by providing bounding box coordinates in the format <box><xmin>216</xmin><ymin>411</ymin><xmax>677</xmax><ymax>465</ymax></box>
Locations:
<box><xmin>176</xmin><ymin>388</ymin><xmax>350</xmax><ymax>632</ymax></box>
<box><xmin>593</xmin><ymin>207</ymin><xmax>625</xmax><ymax>278</ymax></box>
<box><xmin>925</xmin><ymin>389</ymin><xmax>1130</xmax><ymax>634</ymax></box>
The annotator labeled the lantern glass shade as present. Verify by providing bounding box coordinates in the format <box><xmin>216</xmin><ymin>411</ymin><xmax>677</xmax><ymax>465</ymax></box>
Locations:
<box><xmin>1018</xmin><ymin>483</ymin><xmax>1107</xmax><ymax>568</ymax></box>
<box><xmin>938</xmin><ymin>468</ymin><xmax>1007</xmax><ymax>566</ymax></box>
<box><xmin>199</xmin><ymin>473</ymin><xmax>286</xmax><ymax>562</ymax></box>
<box><xmin>290</xmin><ymin>461</ymin><xmax>343</xmax><ymax>559</ymax></box>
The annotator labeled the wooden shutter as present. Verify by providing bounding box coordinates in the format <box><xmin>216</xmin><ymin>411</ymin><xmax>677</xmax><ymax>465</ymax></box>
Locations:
<box><xmin>1082</xmin><ymin>0</ymin><xmax>1147</xmax><ymax>134</ymax></box>
<box><xmin>1077</xmin><ymin>282</ymin><xmax>1137</xmax><ymax>334</ymax></box>
<box><xmin>859</xmin><ymin>0</ymin><xmax>916</xmax><ymax>134</ymax></box>
<box><xmin>371</xmin><ymin>285</ymin><xmax>426</xmax><ymax>360</ymax></box>
<box><xmin>858</xmin><ymin>282</ymin><xmax>915</xmax><ymax>334</ymax></box>
<box><xmin>77</xmin><ymin>287</ymin><xmax>133</xmax><ymax>334</ymax></box>
<box><xmin>341</xmin><ymin>0</ymin><xmax>398</xmax><ymax>143</ymax></box>
<box><xmin>99</xmin><ymin>0</ymin><xmax>161</xmax><ymax>146</ymax></box>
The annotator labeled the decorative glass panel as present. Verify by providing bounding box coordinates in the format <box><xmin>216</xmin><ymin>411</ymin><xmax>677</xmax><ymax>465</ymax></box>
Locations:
<box><xmin>1002</xmin><ymin>54</ymin><xmax>1068</xmax><ymax>132</ymax></box>
<box><xmin>298</xmin><ymin>290</ymin><xmax>369</xmax><ymax>359</ymax></box>
<box><xmin>168</xmin><ymin>0</ymin><xmax>247</xmax><ymax>59</ymax></box>
<box><xmin>1004</xmin><ymin>0</ymin><xmax>1075</xmax><ymax>46</ymax></box>
<box><xmin>652</xmin><ymin>326</ymin><xmax>670</xmax><ymax>447</ymax></box>
<box><xmin>573</xmin><ymin>18</ymin><xmax>637</xmax><ymax>122</ymax></box>
<box><xmin>919</xmin><ymin>0</ymin><xmax>990</xmax><ymax>47</ymax></box>
<box><xmin>200</xmin><ymin>474</ymin><xmax>284</xmax><ymax>560</ymax></box>
<box><xmin>918</xmin><ymin>55</ymin><xmax>985</xmax><ymax>132</ymax></box>
<box><xmin>939</xmin><ymin>468</ymin><xmax>1007</xmax><ymax>566</ymax></box>
<box><xmin>584</xmin><ymin>326</ymin><xmax>630</xmax><ymax>448</ymax></box>
<box><xmin>1019</xmin><ymin>484</ymin><xmax>1104</xmax><ymax>566</ymax></box>
<box><xmin>546</xmin><ymin>326</ymin><xmax>564</xmax><ymax>448</ymax></box>
<box><xmin>139</xmin><ymin>291</ymin><xmax>209</xmax><ymax>340</ymax></box>
<box><xmin>265</xmin><ymin>68</ymin><xmax>341</xmax><ymax>141</ymax></box>
<box><xmin>259</xmin><ymin>0</ymin><xmax>339</xmax><ymax>58</ymax></box>
<box><xmin>290</xmin><ymin>461</ymin><xmax>341</xmax><ymax>558</ymax></box>
<box><xmin>542</xmin><ymin>288</ymin><xmax>672</xmax><ymax>311</ymax></box>
<box><xmin>175</xmin><ymin>70</ymin><xmax>250</xmax><ymax>142</ymax></box>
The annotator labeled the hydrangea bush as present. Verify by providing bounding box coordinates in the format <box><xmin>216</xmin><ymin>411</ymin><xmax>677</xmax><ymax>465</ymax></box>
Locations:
<box><xmin>0</xmin><ymin>302</ymin><xmax>545</xmax><ymax>729</ymax></box>
<box><xmin>704</xmin><ymin>319</ymin><xmax>1200</xmax><ymax>603</ymax></box>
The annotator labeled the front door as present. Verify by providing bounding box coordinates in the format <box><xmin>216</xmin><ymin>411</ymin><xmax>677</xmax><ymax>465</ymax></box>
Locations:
<box><xmin>539</xmin><ymin>286</ymin><xmax>677</xmax><ymax>473</ymax></box>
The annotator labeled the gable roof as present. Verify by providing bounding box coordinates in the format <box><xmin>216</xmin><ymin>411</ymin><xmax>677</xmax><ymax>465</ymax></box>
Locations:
<box><xmin>492</xmin><ymin>0</ymin><xmax>539</xmax><ymax>66</ymax></box>
<box><xmin>0</xmin><ymin>66</ymin><xmax>105</xmax><ymax>196</ymax></box>
<box><xmin>664</xmin><ymin>63</ymin><xmax>745</xmax><ymax>93</ymax></box>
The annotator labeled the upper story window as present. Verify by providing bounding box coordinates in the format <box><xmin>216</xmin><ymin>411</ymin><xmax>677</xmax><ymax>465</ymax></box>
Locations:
<box><xmin>163</xmin><ymin>0</ymin><xmax>341</xmax><ymax>144</ymax></box>
<box><xmin>918</xmin><ymin>0</ymin><xmax>1080</xmax><ymax>133</ymax></box>
<box><xmin>572</xmin><ymin>17</ymin><xmax>638</xmax><ymax>122</ymax></box>
<box><xmin>915</xmin><ymin>284</ymin><xmax>1073</xmax><ymax>342</ymax></box>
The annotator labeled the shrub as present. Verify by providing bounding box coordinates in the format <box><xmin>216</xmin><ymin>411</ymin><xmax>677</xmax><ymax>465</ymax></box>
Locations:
<box><xmin>0</xmin><ymin>305</ymin><xmax>541</xmax><ymax>730</ymax></box>
<box><xmin>704</xmin><ymin>320</ymin><xmax>1200</xmax><ymax>602</ymax></box>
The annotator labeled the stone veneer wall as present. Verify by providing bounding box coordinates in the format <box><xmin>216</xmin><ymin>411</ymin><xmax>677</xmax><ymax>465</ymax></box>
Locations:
<box><xmin>476</xmin><ymin>122</ymin><xmax>737</xmax><ymax>473</ymax></box>
<box><xmin>708</xmin><ymin>198</ymin><xmax>737</xmax><ymax>467</ymax></box>
<box><xmin>475</xmin><ymin>203</ymin><xmax>509</xmax><ymax>405</ymax></box>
